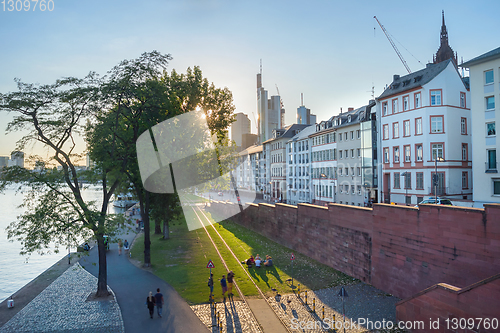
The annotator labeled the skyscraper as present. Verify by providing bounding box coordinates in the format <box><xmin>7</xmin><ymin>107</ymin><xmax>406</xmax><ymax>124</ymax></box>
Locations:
<box><xmin>257</xmin><ymin>72</ymin><xmax>283</xmax><ymax>143</ymax></box>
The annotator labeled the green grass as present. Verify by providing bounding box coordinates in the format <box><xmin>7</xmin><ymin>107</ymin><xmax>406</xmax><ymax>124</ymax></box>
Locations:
<box><xmin>131</xmin><ymin>198</ymin><xmax>357</xmax><ymax>305</ymax></box>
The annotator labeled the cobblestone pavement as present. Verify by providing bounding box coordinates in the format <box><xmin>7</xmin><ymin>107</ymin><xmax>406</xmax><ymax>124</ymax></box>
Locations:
<box><xmin>192</xmin><ymin>299</ymin><xmax>263</xmax><ymax>333</ymax></box>
<box><xmin>268</xmin><ymin>283</ymin><xmax>400</xmax><ymax>333</ymax></box>
<box><xmin>0</xmin><ymin>263</ymin><xmax>124</xmax><ymax>333</ymax></box>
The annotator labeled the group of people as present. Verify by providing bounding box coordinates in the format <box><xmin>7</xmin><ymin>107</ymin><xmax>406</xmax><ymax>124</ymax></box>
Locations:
<box><xmin>146</xmin><ymin>288</ymin><xmax>164</xmax><ymax>319</ymax></box>
<box><xmin>117</xmin><ymin>239</ymin><xmax>129</xmax><ymax>255</ymax></box>
<box><xmin>244</xmin><ymin>254</ymin><xmax>272</xmax><ymax>268</ymax></box>
<box><xmin>208</xmin><ymin>271</ymin><xmax>235</xmax><ymax>302</ymax></box>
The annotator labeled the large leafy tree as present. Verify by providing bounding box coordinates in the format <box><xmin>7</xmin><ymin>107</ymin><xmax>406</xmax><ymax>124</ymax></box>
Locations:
<box><xmin>87</xmin><ymin>52</ymin><xmax>236</xmax><ymax>264</ymax></box>
<box><xmin>0</xmin><ymin>74</ymin><xmax>123</xmax><ymax>297</ymax></box>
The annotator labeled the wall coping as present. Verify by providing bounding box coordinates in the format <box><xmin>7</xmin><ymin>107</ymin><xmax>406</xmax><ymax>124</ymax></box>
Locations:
<box><xmin>275</xmin><ymin>203</ymin><xmax>298</xmax><ymax>209</ymax></box>
<box><xmin>328</xmin><ymin>203</ymin><xmax>372</xmax><ymax>211</ymax></box>
<box><xmin>396</xmin><ymin>273</ymin><xmax>500</xmax><ymax>307</ymax></box>
<box><xmin>297</xmin><ymin>203</ymin><xmax>328</xmax><ymax>210</ymax></box>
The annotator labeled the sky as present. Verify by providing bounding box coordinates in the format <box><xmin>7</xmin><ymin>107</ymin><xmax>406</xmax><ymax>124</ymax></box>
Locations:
<box><xmin>1</xmin><ymin>0</ymin><xmax>499</xmax><ymax>162</ymax></box>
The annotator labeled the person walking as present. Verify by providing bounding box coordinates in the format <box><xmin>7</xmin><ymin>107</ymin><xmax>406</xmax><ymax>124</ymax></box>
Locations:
<box><xmin>146</xmin><ymin>291</ymin><xmax>156</xmax><ymax>319</ymax></box>
<box><xmin>124</xmin><ymin>239</ymin><xmax>129</xmax><ymax>251</ymax></box>
<box><xmin>227</xmin><ymin>271</ymin><xmax>234</xmax><ymax>298</ymax></box>
<box><xmin>154</xmin><ymin>288</ymin><xmax>164</xmax><ymax>318</ymax></box>
<box><xmin>220</xmin><ymin>275</ymin><xmax>227</xmax><ymax>302</ymax></box>
<box><xmin>118</xmin><ymin>239</ymin><xmax>123</xmax><ymax>255</ymax></box>
<box><xmin>208</xmin><ymin>273</ymin><xmax>214</xmax><ymax>298</ymax></box>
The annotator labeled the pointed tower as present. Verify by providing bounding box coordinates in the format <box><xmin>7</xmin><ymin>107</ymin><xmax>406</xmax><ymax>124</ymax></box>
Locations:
<box><xmin>433</xmin><ymin>10</ymin><xmax>457</xmax><ymax>64</ymax></box>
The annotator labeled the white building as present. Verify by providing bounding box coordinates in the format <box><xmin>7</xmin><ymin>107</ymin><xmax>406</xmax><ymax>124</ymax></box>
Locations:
<box><xmin>8</xmin><ymin>151</ymin><xmax>24</xmax><ymax>168</ymax></box>
<box><xmin>263</xmin><ymin>124</ymin><xmax>310</xmax><ymax>202</ymax></box>
<box><xmin>286</xmin><ymin>125</ymin><xmax>315</xmax><ymax>205</ymax></box>
<box><xmin>231</xmin><ymin>112</ymin><xmax>251</xmax><ymax>148</ymax></box>
<box><xmin>235</xmin><ymin>144</ymin><xmax>262</xmax><ymax>192</ymax></box>
<box><xmin>462</xmin><ymin>47</ymin><xmax>500</xmax><ymax>206</ymax></box>
<box><xmin>376</xmin><ymin>59</ymin><xmax>471</xmax><ymax>204</ymax></box>
<box><xmin>0</xmin><ymin>156</ymin><xmax>9</xmax><ymax>169</ymax></box>
<box><xmin>257</xmin><ymin>73</ymin><xmax>284</xmax><ymax>143</ymax></box>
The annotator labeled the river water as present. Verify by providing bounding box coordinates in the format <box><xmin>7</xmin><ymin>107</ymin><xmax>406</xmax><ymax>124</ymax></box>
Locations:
<box><xmin>0</xmin><ymin>185</ymin><xmax>124</xmax><ymax>302</ymax></box>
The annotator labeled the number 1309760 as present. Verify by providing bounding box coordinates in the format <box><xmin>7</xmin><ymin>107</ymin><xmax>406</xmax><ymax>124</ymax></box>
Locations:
<box><xmin>2</xmin><ymin>0</ymin><xmax>54</xmax><ymax>11</ymax></box>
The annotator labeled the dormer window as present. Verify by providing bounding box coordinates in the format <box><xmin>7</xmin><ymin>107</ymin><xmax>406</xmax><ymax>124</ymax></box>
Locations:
<box><xmin>348</xmin><ymin>115</ymin><xmax>351</xmax><ymax>123</ymax></box>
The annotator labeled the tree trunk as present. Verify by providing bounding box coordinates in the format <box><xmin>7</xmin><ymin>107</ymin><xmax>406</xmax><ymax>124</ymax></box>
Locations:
<box><xmin>143</xmin><ymin>191</ymin><xmax>151</xmax><ymax>266</ymax></box>
<box><xmin>96</xmin><ymin>235</ymin><xmax>108</xmax><ymax>297</ymax></box>
<box><xmin>154</xmin><ymin>219</ymin><xmax>161</xmax><ymax>234</ymax></box>
<box><xmin>163</xmin><ymin>220</ymin><xmax>169</xmax><ymax>239</ymax></box>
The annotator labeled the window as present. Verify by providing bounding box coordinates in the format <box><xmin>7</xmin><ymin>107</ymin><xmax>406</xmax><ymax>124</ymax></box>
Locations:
<box><xmin>394</xmin><ymin>146</ymin><xmax>400</xmax><ymax>163</ymax></box>
<box><xmin>339</xmin><ymin>168</ymin><xmax>343</xmax><ymax>176</ymax></box>
<box><xmin>432</xmin><ymin>143</ymin><xmax>444</xmax><ymax>160</ymax></box>
<box><xmin>351</xmin><ymin>185</ymin><xmax>355</xmax><ymax>194</ymax></box>
<box><xmin>416</xmin><ymin>144</ymin><xmax>423</xmax><ymax>162</ymax></box>
<box><xmin>351</xmin><ymin>131</ymin><xmax>354</xmax><ymax>140</ymax></box>
<box><xmin>383</xmin><ymin>102</ymin><xmax>388</xmax><ymax>115</ymax></box>
<box><xmin>431</xmin><ymin>116</ymin><xmax>443</xmax><ymax>133</ymax></box>
<box><xmin>345</xmin><ymin>167</ymin><xmax>349</xmax><ymax>176</ymax></box>
<box><xmin>462</xmin><ymin>143</ymin><xmax>468</xmax><ymax>161</ymax></box>
<box><xmin>393</xmin><ymin>99</ymin><xmax>398</xmax><ymax>113</ymax></box>
<box><xmin>403</xmin><ymin>95</ymin><xmax>409</xmax><ymax>111</ymax></box>
<box><xmin>462</xmin><ymin>172</ymin><xmax>468</xmax><ymax>189</ymax></box>
<box><xmin>404</xmin><ymin>120</ymin><xmax>410</xmax><ymax>137</ymax></box>
<box><xmin>357</xmin><ymin>185</ymin><xmax>361</xmax><ymax>195</ymax></box>
<box><xmin>383</xmin><ymin>124</ymin><xmax>389</xmax><ymax>140</ymax></box>
<box><xmin>356</xmin><ymin>130</ymin><xmax>360</xmax><ymax>139</ymax></box>
<box><xmin>485</xmin><ymin>69</ymin><xmax>494</xmax><ymax>85</ymax></box>
<box><xmin>345</xmin><ymin>150</ymin><xmax>348</xmax><ymax>158</ymax></box>
<box><xmin>404</xmin><ymin>145</ymin><xmax>411</xmax><ymax>162</ymax></box>
<box><xmin>357</xmin><ymin>167</ymin><xmax>361</xmax><ymax>176</ymax></box>
<box><xmin>393</xmin><ymin>122</ymin><xmax>399</xmax><ymax>138</ymax></box>
<box><xmin>415</xmin><ymin>92</ymin><xmax>421</xmax><ymax>108</ymax></box>
<box><xmin>415</xmin><ymin>118</ymin><xmax>422</xmax><ymax>135</ymax></box>
<box><xmin>339</xmin><ymin>150</ymin><xmax>343</xmax><ymax>159</ymax></box>
<box><xmin>487</xmin><ymin>149</ymin><xmax>497</xmax><ymax>170</ymax></box>
<box><xmin>351</xmin><ymin>149</ymin><xmax>354</xmax><ymax>158</ymax></box>
<box><xmin>461</xmin><ymin>118</ymin><xmax>467</xmax><ymax>135</ymax></box>
<box><xmin>394</xmin><ymin>172</ymin><xmax>400</xmax><ymax>189</ymax></box>
<box><xmin>486</xmin><ymin>96</ymin><xmax>495</xmax><ymax>110</ymax></box>
<box><xmin>494</xmin><ymin>179</ymin><xmax>500</xmax><ymax>195</ymax></box>
<box><xmin>345</xmin><ymin>185</ymin><xmax>349</xmax><ymax>193</ymax></box>
<box><xmin>487</xmin><ymin>122</ymin><xmax>496</xmax><ymax>136</ymax></box>
<box><xmin>460</xmin><ymin>92</ymin><xmax>466</xmax><ymax>108</ymax></box>
<box><xmin>404</xmin><ymin>172</ymin><xmax>411</xmax><ymax>189</ymax></box>
<box><xmin>430</xmin><ymin>90</ymin><xmax>442</xmax><ymax>106</ymax></box>
<box><xmin>416</xmin><ymin>172</ymin><xmax>424</xmax><ymax>189</ymax></box>
<box><xmin>339</xmin><ymin>133</ymin><xmax>342</xmax><ymax>141</ymax></box>
<box><xmin>357</xmin><ymin>148</ymin><xmax>360</xmax><ymax>157</ymax></box>
<box><xmin>344</xmin><ymin>132</ymin><xmax>348</xmax><ymax>141</ymax></box>
<box><xmin>384</xmin><ymin>148</ymin><xmax>389</xmax><ymax>163</ymax></box>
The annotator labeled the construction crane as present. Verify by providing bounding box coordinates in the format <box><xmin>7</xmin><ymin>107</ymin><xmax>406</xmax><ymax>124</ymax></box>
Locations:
<box><xmin>275</xmin><ymin>84</ymin><xmax>284</xmax><ymax>110</ymax></box>
<box><xmin>374</xmin><ymin>16</ymin><xmax>411</xmax><ymax>74</ymax></box>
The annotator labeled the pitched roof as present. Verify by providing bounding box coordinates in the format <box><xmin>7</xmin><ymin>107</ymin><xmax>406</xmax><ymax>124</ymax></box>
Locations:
<box><xmin>461</xmin><ymin>47</ymin><xmax>500</xmax><ymax>67</ymax></box>
<box><xmin>262</xmin><ymin>124</ymin><xmax>310</xmax><ymax>144</ymax></box>
<box><xmin>287</xmin><ymin>124</ymin><xmax>315</xmax><ymax>142</ymax></box>
<box><xmin>377</xmin><ymin>59</ymin><xmax>452</xmax><ymax>100</ymax></box>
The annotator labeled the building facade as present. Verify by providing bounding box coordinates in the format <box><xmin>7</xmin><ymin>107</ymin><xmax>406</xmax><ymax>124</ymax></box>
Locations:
<box><xmin>376</xmin><ymin>59</ymin><xmax>471</xmax><ymax>204</ymax></box>
<box><xmin>231</xmin><ymin>112</ymin><xmax>251</xmax><ymax>148</ymax></box>
<box><xmin>462</xmin><ymin>47</ymin><xmax>500</xmax><ymax>206</ymax></box>
<box><xmin>257</xmin><ymin>73</ymin><xmax>283</xmax><ymax>143</ymax></box>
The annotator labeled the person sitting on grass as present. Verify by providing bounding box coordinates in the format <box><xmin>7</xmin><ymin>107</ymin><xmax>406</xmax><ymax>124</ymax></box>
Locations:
<box><xmin>255</xmin><ymin>255</ymin><xmax>261</xmax><ymax>268</ymax></box>
<box><xmin>264</xmin><ymin>255</ymin><xmax>273</xmax><ymax>267</ymax></box>
<box><xmin>246</xmin><ymin>256</ymin><xmax>255</xmax><ymax>268</ymax></box>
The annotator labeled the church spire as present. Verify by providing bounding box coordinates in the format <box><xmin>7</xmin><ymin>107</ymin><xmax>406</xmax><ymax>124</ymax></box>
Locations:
<box><xmin>433</xmin><ymin>10</ymin><xmax>457</xmax><ymax>64</ymax></box>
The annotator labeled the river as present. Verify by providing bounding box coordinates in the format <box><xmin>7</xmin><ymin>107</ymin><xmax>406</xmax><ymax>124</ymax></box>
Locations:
<box><xmin>0</xmin><ymin>185</ymin><xmax>125</xmax><ymax>302</ymax></box>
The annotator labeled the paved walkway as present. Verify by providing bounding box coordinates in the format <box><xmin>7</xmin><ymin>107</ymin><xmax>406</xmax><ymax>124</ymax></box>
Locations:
<box><xmin>79</xmin><ymin>218</ymin><xmax>207</xmax><ymax>333</ymax></box>
<box><xmin>0</xmin><ymin>263</ymin><xmax>123</xmax><ymax>333</ymax></box>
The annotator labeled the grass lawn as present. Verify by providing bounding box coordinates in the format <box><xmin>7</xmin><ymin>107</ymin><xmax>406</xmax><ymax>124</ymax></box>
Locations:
<box><xmin>131</xmin><ymin>200</ymin><xmax>357</xmax><ymax>305</ymax></box>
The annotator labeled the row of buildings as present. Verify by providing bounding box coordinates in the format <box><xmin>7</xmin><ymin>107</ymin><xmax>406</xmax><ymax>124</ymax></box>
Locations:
<box><xmin>232</xmin><ymin>14</ymin><xmax>500</xmax><ymax>208</ymax></box>
<box><xmin>0</xmin><ymin>151</ymin><xmax>24</xmax><ymax>169</ymax></box>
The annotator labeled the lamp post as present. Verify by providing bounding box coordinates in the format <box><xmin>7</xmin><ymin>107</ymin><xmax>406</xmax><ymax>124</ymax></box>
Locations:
<box><xmin>319</xmin><ymin>173</ymin><xmax>327</xmax><ymax>204</ymax></box>
<box><xmin>433</xmin><ymin>156</ymin><xmax>445</xmax><ymax>199</ymax></box>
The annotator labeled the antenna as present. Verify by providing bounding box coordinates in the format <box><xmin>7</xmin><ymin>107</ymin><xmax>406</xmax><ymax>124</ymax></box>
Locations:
<box><xmin>260</xmin><ymin>59</ymin><xmax>262</xmax><ymax>75</ymax></box>
<box><xmin>366</xmin><ymin>84</ymin><xmax>375</xmax><ymax>99</ymax></box>
<box><xmin>301</xmin><ymin>93</ymin><xmax>303</xmax><ymax>106</ymax></box>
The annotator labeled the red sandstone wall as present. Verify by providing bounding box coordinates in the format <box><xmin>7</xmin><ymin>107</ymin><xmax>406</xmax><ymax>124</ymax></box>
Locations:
<box><xmin>210</xmin><ymin>202</ymin><xmax>500</xmax><ymax>302</ymax></box>
<box><xmin>396</xmin><ymin>274</ymin><xmax>500</xmax><ymax>332</ymax></box>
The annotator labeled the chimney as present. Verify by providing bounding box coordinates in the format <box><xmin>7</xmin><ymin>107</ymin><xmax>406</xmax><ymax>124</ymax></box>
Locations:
<box><xmin>348</xmin><ymin>107</ymin><xmax>354</xmax><ymax>112</ymax></box>
<box><xmin>340</xmin><ymin>107</ymin><xmax>342</xmax><ymax>114</ymax></box>
<box><xmin>426</xmin><ymin>63</ymin><xmax>434</xmax><ymax>68</ymax></box>
<box><xmin>393</xmin><ymin>74</ymin><xmax>400</xmax><ymax>81</ymax></box>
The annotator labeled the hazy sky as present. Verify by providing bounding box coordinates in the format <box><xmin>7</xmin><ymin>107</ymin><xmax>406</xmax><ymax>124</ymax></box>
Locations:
<box><xmin>1</xmin><ymin>0</ymin><xmax>499</xmax><ymax>160</ymax></box>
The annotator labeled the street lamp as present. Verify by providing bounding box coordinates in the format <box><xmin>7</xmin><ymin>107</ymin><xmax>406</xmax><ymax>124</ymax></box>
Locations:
<box><xmin>319</xmin><ymin>173</ymin><xmax>327</xmax><ymax>204</ymax></box>
<box><xmin>433</xmin><ymin>156</ymin><xmax>445</xmax><ymax>200</ymax></box>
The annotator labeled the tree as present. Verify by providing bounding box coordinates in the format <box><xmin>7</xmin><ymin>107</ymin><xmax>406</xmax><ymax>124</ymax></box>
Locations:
<box><xmin>0</xmin><ymin>74</ymin><xmax>122</xmax><ymax>297</ymax></box>
<box><xmin>88</xmin><ymin>52</ymin><xmax>237</xmax><ymax>265</ymax></box>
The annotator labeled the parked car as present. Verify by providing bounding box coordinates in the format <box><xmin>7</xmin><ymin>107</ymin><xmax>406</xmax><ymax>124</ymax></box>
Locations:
<box><xmin>417</xmin><ymin>197</ymin><xmax>453</xmax><ymax>207</ymax></box>
<box><xmin>218</xmin><ymin>192</ymin><xmax>223</xmax><ymax>196</ymax></box>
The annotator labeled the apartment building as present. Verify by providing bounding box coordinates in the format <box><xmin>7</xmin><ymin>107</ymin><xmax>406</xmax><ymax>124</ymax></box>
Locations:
<box><xmin>263</xmin><ymin>124</ymin><xmax>310</xmax><ymax>202</ymax></box>
<box><xmin>462</xmin><ymin>47</ymin><xmax>500</xmax><ymax>206</ymax></box>
<box><xmin>376</xmin><ymin>59</ymin><xmax>471</xmax><ymax>204</ymax></box>
<box><xmin>286</xmin><ymin>125</ymin><xmax>315</xmax><ymax>205</ymax></box>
